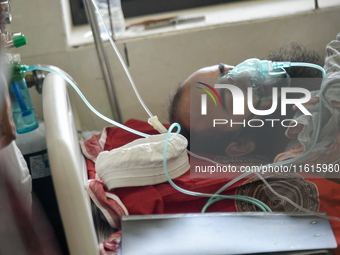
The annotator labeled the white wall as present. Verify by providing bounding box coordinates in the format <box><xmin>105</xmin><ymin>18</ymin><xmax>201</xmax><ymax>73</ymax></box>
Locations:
<box><xmin>8</xmin><ymin>0</ymin><xmax>340</xmax><ymax>132</ymax></box>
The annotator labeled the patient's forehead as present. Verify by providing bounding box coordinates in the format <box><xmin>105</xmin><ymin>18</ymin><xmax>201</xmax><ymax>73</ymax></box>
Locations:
<box><xmin>178</xmin><ymin>65</ymin><xmax>223</xmax><ymax>96</ymax></box>
<box><xmin>186</xmin><ymin>65</ymin><xmax>222</xmax><ymax>83</ymax></box>
<box><xmin>176</xmin><ymin>65</ymin><xmax>224</xmax><ymax>129</ymax></box>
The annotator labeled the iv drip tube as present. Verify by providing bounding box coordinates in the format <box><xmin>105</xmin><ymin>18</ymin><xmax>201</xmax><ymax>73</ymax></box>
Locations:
<box><xmin>89</xmin><ymin>0</ymin><xmax>154</xmax><ymax>118</ymax></box>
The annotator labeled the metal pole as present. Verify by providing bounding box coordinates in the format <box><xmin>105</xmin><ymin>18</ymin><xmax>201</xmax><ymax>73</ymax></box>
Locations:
<box><xmin>82</xmin><ymin>0</ymin><xmax>123</xmax><ymax>123</ymax></box>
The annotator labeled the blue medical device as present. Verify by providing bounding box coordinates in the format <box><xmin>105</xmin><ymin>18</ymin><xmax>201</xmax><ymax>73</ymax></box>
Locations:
<box><xmin>9</xmin><ymin>61</ymin><xmax>39</xmax><ymax>134</ymax></box>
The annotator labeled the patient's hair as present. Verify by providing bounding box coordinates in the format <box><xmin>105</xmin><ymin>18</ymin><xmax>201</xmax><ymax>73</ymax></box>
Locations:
<box><xmin>267</xmin><ymin>42</ymin><xmax>324</xmax><ymax>79</ymax></box>
<box><xmin>168</xmin><ymin>81</ymin><xmax>188</xmax><ymax>135</ymax></box>
<box><xmin>267</xmin><ymin>42</ymin><xmax>325</xmax><ymax>91</ymax></box>
<box><xmin>168</xmin><ymin>42</ymin><xmax>325</xmax><ymax>159</ymax></box>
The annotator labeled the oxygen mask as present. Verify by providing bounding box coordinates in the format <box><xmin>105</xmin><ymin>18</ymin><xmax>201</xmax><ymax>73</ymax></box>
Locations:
<box><xmin>218</xmin><ymin>58</ymin><xmax>291</xmax><ymax>100</ymax></box>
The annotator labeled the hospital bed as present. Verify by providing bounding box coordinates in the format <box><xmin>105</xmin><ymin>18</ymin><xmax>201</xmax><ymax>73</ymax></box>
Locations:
<box><xmin>42</xmin><ymin>73</ymin><xmax>101</xmax><ymax>255</ymax></box>
<box><xmin>42</xmin><ymin>72</ymin><xmax>338</xmax><ymax>255</ymax></box>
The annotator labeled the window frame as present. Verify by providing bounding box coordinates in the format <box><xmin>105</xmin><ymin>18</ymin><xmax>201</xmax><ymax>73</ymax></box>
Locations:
<box><xmin>69</xmin><ymin>0</ymin><xmax>241</xmax><ymax>26</ymax></box>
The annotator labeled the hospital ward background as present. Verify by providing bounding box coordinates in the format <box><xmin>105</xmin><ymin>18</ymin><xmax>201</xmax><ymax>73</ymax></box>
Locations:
<box><xmin>1</xmin><ymin>0</ymin><xmax>340</xmax><ymax>254</ymax></box>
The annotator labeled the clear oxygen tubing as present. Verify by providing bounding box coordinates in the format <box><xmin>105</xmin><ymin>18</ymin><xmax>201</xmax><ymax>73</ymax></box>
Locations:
<box><xmin>201</xmin><ymin>62</ymin><xmax>334</xmax><ymax>218</ymax></box>
<box><xmin>19</xmin><ymin>64</ymin><xmax>151</xmax><ymax>138</ymax></box>
<box><xmin>164</xmin><ymin>123</ymin><xmax>273</xmax><ymax>212</ymax></box>
<box><xmin>90</xmin><ymin>0</ymin><xmax>153</xmax><ymax>118</ymax></box>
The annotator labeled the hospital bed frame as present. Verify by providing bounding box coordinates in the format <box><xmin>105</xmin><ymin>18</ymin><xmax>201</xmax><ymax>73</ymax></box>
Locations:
<box><xmin>42</xmin><ymin>73</ymin><xmax>100</xmax><ymax>255</ymax></box>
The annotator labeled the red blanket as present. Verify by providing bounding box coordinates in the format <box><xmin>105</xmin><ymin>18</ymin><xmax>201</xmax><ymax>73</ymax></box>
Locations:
<box><xmin>81</xmin><ymin>119</ymin><xmax>340</xmax><ymax>254</ymax></box>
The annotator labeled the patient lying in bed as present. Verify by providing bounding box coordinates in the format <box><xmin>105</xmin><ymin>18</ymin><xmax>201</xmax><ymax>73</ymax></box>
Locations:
<box><xmin>169</xmin><ymin>40</ymin><xmax>339</xmax><ymax>168</ymax></box>
<box><xmin>81</xmin><ymin>32</ymin><xmax>340</xmax><ymax>254</ymax></box>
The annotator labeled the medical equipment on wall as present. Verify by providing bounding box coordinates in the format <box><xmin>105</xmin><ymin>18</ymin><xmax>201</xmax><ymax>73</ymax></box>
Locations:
<box><xmin>1</xmin><ymin>30</ymin><xmax>39</xmax><ymax>134</ymax></box>
<box><xmin>0</xmin><ymin>7</ymin><xmax>50</xmax><ymax>177</ymax></box>
<box><xmin>9</xmin><ymin>55</ymin><xmax>39</xmax><ymax>133</ymax></box>
<box><xmin>0</xmin><ymin>3</ymin><xmax>69</xmax><ymax>253</ymax></box>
